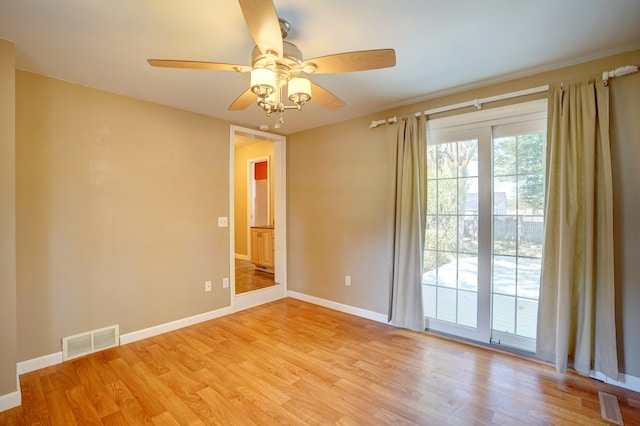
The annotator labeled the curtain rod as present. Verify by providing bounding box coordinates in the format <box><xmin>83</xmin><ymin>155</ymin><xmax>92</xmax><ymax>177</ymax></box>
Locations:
<box><xmin>370</xmin><ymin>85</ymin><xmax>549</xmax><ymax>128</ymax></box>
<box><xmin>370</xmin><ymin>64</ymin><xmax>639</xmax><ymax>129</ymax></box>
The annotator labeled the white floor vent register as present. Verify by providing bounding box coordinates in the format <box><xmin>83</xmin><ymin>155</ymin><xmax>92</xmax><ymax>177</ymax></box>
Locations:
<box><xmin>62</xmin><ymin>325</ymin><xmax>119</xmax><ymax>361</ymax></box>
<box><xmin>598</xmin><ymin>391</ymin><xmax>624</xmax><ymax>425</ymax></box>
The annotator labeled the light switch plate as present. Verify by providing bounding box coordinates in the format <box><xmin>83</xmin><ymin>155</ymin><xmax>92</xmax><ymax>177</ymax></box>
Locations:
<box><xmin>218</xmin><ymin>217</ymin><xmax>228</xmax><ymax>227</ymax></box>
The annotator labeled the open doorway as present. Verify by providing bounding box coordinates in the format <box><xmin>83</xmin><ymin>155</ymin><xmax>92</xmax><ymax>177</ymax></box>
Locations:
<box><xmin>230</xmin><ymin>126</ymin><xmax>286</xmax><ymax>311</ymax></box>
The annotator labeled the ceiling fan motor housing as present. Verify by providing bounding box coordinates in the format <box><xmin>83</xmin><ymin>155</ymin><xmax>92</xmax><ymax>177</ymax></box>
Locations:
<box><xmin>251</xmin><ymin>41</ymin><xmax>304</xmax><ymax>75</ymax></box>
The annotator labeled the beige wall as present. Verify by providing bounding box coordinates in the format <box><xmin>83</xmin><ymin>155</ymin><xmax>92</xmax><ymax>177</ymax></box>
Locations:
<box><xmin>15</xmin><ymin>71</ymin><xmax>231</xmax><ymax>361</ymax></box>
<box><xmin>288</xmin><ymin>118</ymin><xmax>395</xmax><ymax>313</ymax></box>
<box><xmin>234</xmin><ymin>138</ymin><xmax>274</xmax><ymax>257</ymax></box>
<box><xmin>0</xmin><ymin>40</ymin><xmax>17</xmax><ymax>397</ymax></box>
<box><xmin>287</xmin><ymin>50</ymin><xmax>640</xmax><ymax>376</ymax></box>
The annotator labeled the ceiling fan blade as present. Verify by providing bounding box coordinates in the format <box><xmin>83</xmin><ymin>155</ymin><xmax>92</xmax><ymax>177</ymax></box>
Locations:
<box><xmin>311</xmin><ymin>82</ymin><xmax>345</xmax><ymax>111</ymax></box>
<box><xmin>237</xmin><ymin>0</ymin><xmax>283</xmax><ymax>58</ymax></box>
<box><xmin>148</xmin><ymin>59</ymin><xmax>251</xmax><ymax>73</ymax></box>
<box><xmin>303</xmin><ymin>49</ymin><xmax>396</xmax><ymax>74</ymax></box>
<box><xmin>228</xmin><ymin>88</ymin><xmax>256</xmax><ymax>111</ymax></box>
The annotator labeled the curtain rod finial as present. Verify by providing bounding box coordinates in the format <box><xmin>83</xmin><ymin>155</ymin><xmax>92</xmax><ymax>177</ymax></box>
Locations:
<box><xmin>603</xmin><ymin>65</ymin><xmax>638</xmax><ymax>83</ymax></box>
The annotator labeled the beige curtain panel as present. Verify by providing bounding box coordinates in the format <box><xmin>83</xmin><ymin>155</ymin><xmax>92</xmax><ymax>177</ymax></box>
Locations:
<box><xmin>388</xmin><ymin>115</ymin><xmax>427</xmax><ymax>331</ymax></box>
<box><xmin>537</xmin><ymin>79</ymin><xmax>618</xmax><ymax>379</ymax></box>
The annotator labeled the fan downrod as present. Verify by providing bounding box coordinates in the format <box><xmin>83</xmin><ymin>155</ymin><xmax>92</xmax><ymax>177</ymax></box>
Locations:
<box><xmin>279</xmin><ymin>18</ymin><xmax>291</xmax><ymax>39</ymax></box>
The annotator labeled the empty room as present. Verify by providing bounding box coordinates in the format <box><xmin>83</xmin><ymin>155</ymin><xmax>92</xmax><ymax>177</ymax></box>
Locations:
<box><xmin>1</xmin><ymin>0</ymin><xmax>640</xmax><ymax>424</ymax></box>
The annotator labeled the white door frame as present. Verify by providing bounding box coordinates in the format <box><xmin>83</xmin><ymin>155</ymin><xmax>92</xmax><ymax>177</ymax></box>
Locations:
<box><xmin>229</xmin><ymin>125</ymin><xmax>287</xmax><ymax>312</ymax></box>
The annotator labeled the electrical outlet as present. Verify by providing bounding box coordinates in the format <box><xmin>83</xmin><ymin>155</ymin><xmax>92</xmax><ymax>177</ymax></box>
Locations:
<box><xmin>345</xmin><ymin>275</ymin><xmax>351</xmax><ymax>286</ymax></box>
<box><xmin>205</xmin><ymin>280</ymin><xmax>212</xmax><ymax>292</ymax></box>
<box><xmin>222</xmin><ymin>277</ymin><xmax>229</xmax><ymax>288</ymax></box>
<box><xmin>218</xmin><ymin>217</ymin><xmax>228</xmax><ymax>227</ymax></box>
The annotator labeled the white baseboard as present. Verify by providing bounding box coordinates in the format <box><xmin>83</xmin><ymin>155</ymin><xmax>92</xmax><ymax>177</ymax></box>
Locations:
<box><xmin>14</xmin><ymin>305</ymin><xmax>235</xmax><ymax>380</ymax></box>
<box><xmin>120</xmin><ymin>305</ymin><xmax>233</xmax><ymax>345</ymax></box>
<box><xmin>287</xmin><ymin>290</ymin><xmax>388</xmax><ymax>324</ymax></box>
<box><xmin>591</xmin><ymin>370</ymin><xmax>640</xmax><ymax>393</ymax></box>
<box><xmin>15</xmin><ymin>306</ymin><xmax>233</xmax><ymax>376</ymax></box>
<box><xmin>235</xmin><ymin>284</ymin><xmax>285</xmax><ymax>312</ymax></box>
<box><xmin>17</xmin><ymin>352</ymin><xmax>63</xmax><ymax>375</ymax></box>
<box><xmin>0</xmin><ymin>371</ymin><xmax>20</xmax><ymax>413</ymax></box>
<box><xmin>0</xmin><ymin>389</ymin><xmax>20</xmax><ymax>413</ymax></box>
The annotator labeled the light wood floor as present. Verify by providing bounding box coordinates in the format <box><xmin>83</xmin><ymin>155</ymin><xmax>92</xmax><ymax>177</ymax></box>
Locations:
<box><xmin>235</xmin><ymin>258</ymin><xmax>275</xmax><ymax>294</ymax></box>
<box><xmin>2</xmin><ymin>298</ymin><xmax>639</xmax><ymax>425</ymax></box>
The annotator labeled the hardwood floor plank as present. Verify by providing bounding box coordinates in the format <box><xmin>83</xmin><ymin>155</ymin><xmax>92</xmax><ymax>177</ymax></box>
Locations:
<box><xmin>269</xmin><ymin>340</ymin><xmax>343</xmax><ymax>385</ymax></box>
<box><xmin>335</xmin><ymin>416</ymin><xmax>360</xmax><ymax>426</ymax></box>
<box><xmin>176</xmin><ymin>327</ymin><xmax>223</xmax><ymax>356</ymax></box>
<box><xmin>100</xmin><ymin>410</ymin><xmax>130</xmax><ymax>426</ymax></box>
<box><xmin>150</xmin><ymin>411</ymin><xmax>181</xmax><ymax>426</ymax></box>
<box><xmin>239</xmin><ymin>358</ymin><xmax>300</xmax><ymax>387</ymax></box>
<box><xmin>40</xmin><ymin>363</ymin><xmax>82</xmax><ymax>395</ymax></box>
<box><xmin>127</xmin><ymin>359</ymin><xmax>200</xmax><ymax>426</ymax></box>
<box><xmin>105</xmin><ymin>379</ymin><xmax>154</xmax><ymax>425</ymax></box>
<box><xmin>279</xmin><ymin>389</ymin><xmax>344</xmax><ymax>425</ymax></box>
<box><xmin>126</xmin><ymin>343</ymin><xmax>171</xmax><ymax>377</ymax></box>
<box><xmin>108</xmin><ymin>358</ymin><xmax>166</xmax><ymax>418</ymax></box>
<box><xmin>46</xmin><ymin>389</ymin><xmax>78</xmax><ymax>425</ymax></box>
<box><xmin>87</xmin><ymin>351</ymin><xmax>121</xmax><ymax>386</ymax></box>
<box><xmin>66</xmin><ymin>385</ymin><xmax>104</xmax><ymax>425</ymax></box>
<box><xmin>196</xmin><ymin>385</ymin><xmax>257</xmax><ymax>426</ymax></box>
<box><xmin>2</xmin><ymin>298</ymin><xmax>639</xmax><ymax>425</ymax></box>
<box><xmin>234</xmin><ymin>362</ymin><xmax>291</xmax><ymax>405</ymax></box>
<box><xmin>293</xmin><ymin>376</ymin><xmax>387</xmax><ymax>425</ymax></box>
<box><xmin>8</xmin><ymin>371</ymin><xmax>49</xmax><ymax>425</ymax></box>
<box><xmin>145</xmin><ymin>343</ymin><xmax>207</xmax><ymax>391</ymax></box>
<box><xmin>73</xmin><ymin>356</ymin><xmax>121</xmax><ymax>418</ymax></box>
<box><xmin>114</xmin><ymin>343</ymin><xmax>145</xmax><ymax>367</ymax></box>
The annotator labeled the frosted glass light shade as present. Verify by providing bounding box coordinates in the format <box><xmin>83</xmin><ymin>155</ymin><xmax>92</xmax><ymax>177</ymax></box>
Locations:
<box><xmin>250</xmin><ymin>68</ymin><xmax>275</xmax><ymax>96</ymax></box>
<box><xmin>288</xmin><ymin>77</ymin><xmax>311</xmax><ymax>103</ymax></box>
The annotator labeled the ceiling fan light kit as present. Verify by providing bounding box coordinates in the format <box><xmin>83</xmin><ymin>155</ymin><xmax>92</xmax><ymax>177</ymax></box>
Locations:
<box><xmin>288</xmin><ymin>78</ymin><xmax>311</xmax><ymax>104</ymax></box>
<box><xmin>147</xmin><ymin>0</ymin><xmax>396</xmax><ymax>128</ymax></box>
<box><xmin>250</xmin><ymin>67</ymin><xmax>276</xmax><ymax>97</ymax></box>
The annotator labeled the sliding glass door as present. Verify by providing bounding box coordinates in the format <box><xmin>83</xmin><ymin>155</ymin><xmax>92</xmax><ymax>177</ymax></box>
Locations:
<box><xmin>423</xmin><ymin>101</ymin><xmax>546</xmax><ymax>351</ymax></box>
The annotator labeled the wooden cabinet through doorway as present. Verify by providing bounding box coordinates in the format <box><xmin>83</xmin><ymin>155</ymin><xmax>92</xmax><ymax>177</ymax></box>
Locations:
<box><xmin>250</xmin><ymin>226</ymin><xmax>274</xmax><ymax>272</ymax></box>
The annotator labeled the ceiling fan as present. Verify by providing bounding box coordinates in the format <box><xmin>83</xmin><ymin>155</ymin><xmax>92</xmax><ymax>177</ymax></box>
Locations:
<box><xmin>147</xmin><ymin>0</ymin><xmax>396</xmax><ymax>128</ymax></box>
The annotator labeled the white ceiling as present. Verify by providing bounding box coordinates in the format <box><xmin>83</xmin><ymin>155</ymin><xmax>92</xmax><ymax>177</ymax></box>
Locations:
<box><xmin>1</xmin><ymin>0</ymin><xmax>639</xmax><ymax>135</ymax></box>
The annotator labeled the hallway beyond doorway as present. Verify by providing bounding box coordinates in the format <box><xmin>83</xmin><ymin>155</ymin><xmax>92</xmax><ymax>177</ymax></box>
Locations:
<box><xmin>235</xmin><ymin>258</ymin><xmax>275</xmax><ymax>294</ymax></box>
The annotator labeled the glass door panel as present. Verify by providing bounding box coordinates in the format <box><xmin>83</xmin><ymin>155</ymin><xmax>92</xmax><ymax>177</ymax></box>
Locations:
<box><xmin>491</xmin><ymin>122</ymin><xmax>545</xmax><ymax>352</ymax></box>
<box><xmin>424</xmin><ymin>138</ymin><xmax>483</xmax><ymax>339</ymax></box>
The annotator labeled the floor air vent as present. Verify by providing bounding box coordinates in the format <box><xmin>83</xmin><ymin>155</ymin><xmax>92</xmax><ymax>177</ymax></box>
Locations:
<box><xmin>62</xmin><ymin>325</ymin><xmax>119</xmax><ymax>361</ymax></box>
<box><xmin>598</xmin><ymin>391</ymin><xmax>624</xmax><ymax>425</ymax></box>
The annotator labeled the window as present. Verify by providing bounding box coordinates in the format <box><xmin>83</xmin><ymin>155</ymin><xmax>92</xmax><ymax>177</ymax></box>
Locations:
<box><xmin>423</xmin><ymin>100</ymin><xmax>546</xmax><ymax>351</ymax></box>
